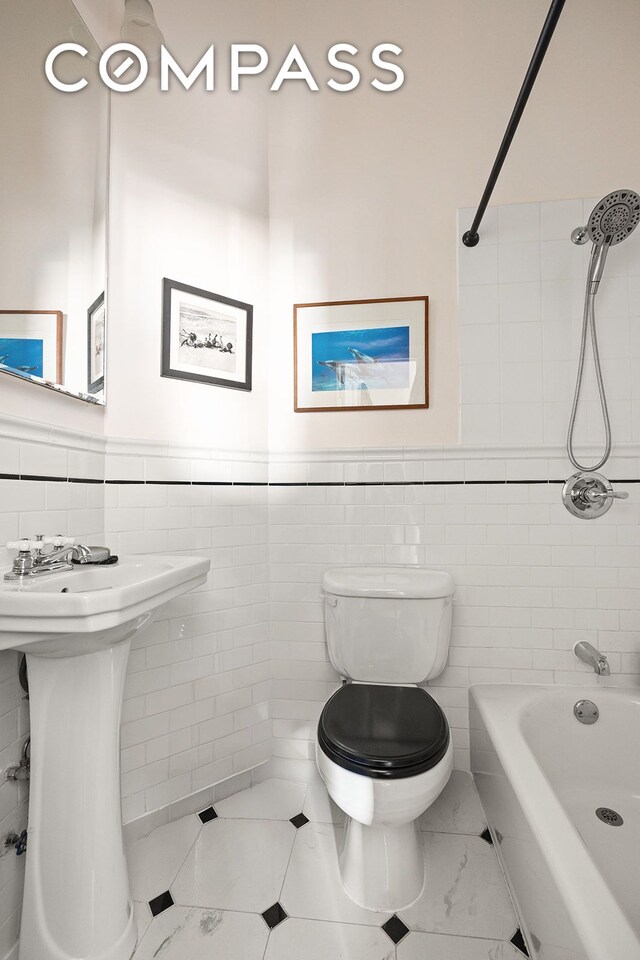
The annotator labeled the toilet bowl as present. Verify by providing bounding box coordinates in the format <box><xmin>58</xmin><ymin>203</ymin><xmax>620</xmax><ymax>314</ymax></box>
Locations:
<box><xmin>316</xmin><ymin>566</ymin><xmax>455</xmax><ymax>911</ymax></box>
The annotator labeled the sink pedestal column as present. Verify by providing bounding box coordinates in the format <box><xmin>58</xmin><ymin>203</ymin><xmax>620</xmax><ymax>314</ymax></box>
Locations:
<box><xmin>19</xmin><ymin>640</ymin><xmax>137</xmax><ymax>960</ymax></box>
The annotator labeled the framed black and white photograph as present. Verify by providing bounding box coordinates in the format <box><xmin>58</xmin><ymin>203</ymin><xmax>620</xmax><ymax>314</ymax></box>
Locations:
<box><xmin>161</xmin><ymin>278</ymin><xmax>253</xmax><ymax>391</ymax></box>
<box><xmin>87</xmin><ymin>292</ymin><xmax>106</xmax><ymax>395</ymax></box>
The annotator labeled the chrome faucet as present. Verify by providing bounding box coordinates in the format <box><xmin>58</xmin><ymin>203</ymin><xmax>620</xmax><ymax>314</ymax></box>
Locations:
<box><xmin>574</xmin><ymin>640</ymin><xmax>610</xmax><ymax>676</ymax></box>
<box><xmin>33</xmin><ymin>543</ymin><xmax>92</xmax><ymax>571</ymax></box>
<box><xmin>4</xmin><ymin>537</ymin><xmax>111</xmax><ymax>581</ymax></box>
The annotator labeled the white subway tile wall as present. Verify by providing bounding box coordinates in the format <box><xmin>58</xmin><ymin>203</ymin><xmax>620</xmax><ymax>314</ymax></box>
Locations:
<box><xmin>268</xmin><ymin>462</ymin><xmax>640</xmax><ymax>772</ymax></box>
<box><xmin>458</xmin><ymin>198</ymin><xmax>640</xmax><ymax>447</ymax></box>
<box><xmin>108</xmin><ymin>473</ymin><xmax>272</xmax><ymax>823</ymax></box>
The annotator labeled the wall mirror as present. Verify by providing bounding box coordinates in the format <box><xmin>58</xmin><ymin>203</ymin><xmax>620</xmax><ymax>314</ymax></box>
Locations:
<box><xmin>0</xmin><ymin>0</ymin><xmax>109</xmax><ymax>405</ymax></box>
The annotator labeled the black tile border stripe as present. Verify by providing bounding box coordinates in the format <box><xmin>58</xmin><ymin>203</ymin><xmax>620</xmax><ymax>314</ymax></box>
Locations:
<box><xmin>146</xmin><ymin>479</ymin><xmax>192</xmax><ymax>485</ymax></box>
<box><xmin>1</xmin><ymin>473</ymin><xmax>639</xmax><ymax>488</ymax></box>
<box><xmin>20</xmin><ymin>474</ymin><xmax>68</xmax><ymax>483</ymax></box>
<box><xmin>104</xmin><ymin>478</ymin><xmax>145</xmax><ymax>484</ymax></box>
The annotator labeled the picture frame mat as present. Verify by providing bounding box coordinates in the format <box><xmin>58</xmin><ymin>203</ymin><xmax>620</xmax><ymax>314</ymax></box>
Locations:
<box><xmin>168</xmin><ymin>287</ymin><xmax>248</xmax><ymax>385</ymax></box>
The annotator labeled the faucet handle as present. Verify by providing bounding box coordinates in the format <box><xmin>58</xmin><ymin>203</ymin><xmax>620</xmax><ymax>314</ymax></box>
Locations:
<box><xmin>6</xmin><ymin>540</ymin><xmax>39</xmax><ymax>552</ymax></box>
<box><xmin>585</xmin><ymin>486</ymin><xmax>629</xmax><ymax>502</ymax></box>
<box><xmin>43</xmin><ymin>536</ymin><xmax>75</xmax><ymax>547</ymax></box>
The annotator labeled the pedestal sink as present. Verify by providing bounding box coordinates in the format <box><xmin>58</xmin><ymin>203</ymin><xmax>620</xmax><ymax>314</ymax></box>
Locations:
<box><xmin>0</xmin><ymin>554</ymin><xmax>210</xmax><ymax>960</ymax></box>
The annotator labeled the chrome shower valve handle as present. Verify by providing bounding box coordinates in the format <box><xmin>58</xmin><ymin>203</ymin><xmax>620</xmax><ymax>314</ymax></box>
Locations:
<box><xmin>583</xmin><ymin>486</ymin><xmax>629</xmax><ymax>503</ymax></box>
<box><xmin>562</xmin><ymin>471</ymin><xmax>629</xmax><ymax>519</ymax></box>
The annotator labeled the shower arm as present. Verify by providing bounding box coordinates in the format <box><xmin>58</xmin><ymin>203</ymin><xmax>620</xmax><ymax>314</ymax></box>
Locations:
<box><xmin>461</xmin><ymin>0</ymin><xmax>567</xmax><ymax>248</ymax></box>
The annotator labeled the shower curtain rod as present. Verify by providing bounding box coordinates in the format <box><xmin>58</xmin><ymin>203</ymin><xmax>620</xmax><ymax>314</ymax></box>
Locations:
<box><xmin>461</xmin><ymin>0</ymin><xmax>567</xmax><ymax>247</ymax></box>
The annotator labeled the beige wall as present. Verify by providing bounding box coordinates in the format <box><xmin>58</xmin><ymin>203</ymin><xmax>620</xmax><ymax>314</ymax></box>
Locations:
<box><xmin>0</xmin><ymin>0</ymin><xmax>108</xmax><ymax>434</ymax></box>
<box><xmin>102</xmin><ymin>1</ymin><xmax>271</xmax><ymax>449</ymax></box>
<box><xmin>72</xmin><ymin>0</ymin><xmax>121</xmax><ymax>48</ymax></box>
<box><xmin>4</xmin><ymin>0</ymin><xmax>640</xmax><ymax>448</ymax></box>
<box><xmin>266</xmin><ymin>0</ymin><xmax>640</xmax><ymax>450</ymax></box>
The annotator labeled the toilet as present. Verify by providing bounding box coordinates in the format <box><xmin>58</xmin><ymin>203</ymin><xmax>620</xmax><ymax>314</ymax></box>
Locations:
<box><xmin>316</xmin><ymin>565</ymin><xmax>455</xmax><ymax>912</ymax></box>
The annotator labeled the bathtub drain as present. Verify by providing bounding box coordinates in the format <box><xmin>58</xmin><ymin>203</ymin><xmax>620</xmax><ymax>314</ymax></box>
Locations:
<box><xmin>595</xmin><ymin>807</ymin><xmax>623</xmax><ymax>826</ymax></box>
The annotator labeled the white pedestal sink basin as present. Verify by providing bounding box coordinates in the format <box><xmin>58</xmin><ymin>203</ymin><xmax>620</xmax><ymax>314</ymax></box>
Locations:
<box><xmin>0</xmin><ymin>554</ymin><xmax>210</xmax><ymax>960</ymax></box>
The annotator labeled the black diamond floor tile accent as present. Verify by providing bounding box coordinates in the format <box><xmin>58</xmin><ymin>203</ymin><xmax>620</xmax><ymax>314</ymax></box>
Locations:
<box><xmin>480</xmin><ymin>827</ymin><xmax>494</xmax><ymax>845</ymax></box>
<box><xmin>381</xmin><ymin>915</ymin><xmax>410</xmax><ymax>945</ymax></box>
<box><xmin>198</xmin><ymin>805</ymin><xmax>218</xmax><ymax>824</ymax></box>
<box><xmin>149</xmin><ymin>890</ymin><xmax>174</xmax><ymax>917</ymax></box>
<box><xmin>289</xmin><ymin>812</ymin><xmax>309</xmax><ymax>829</ymax></box>
<box><xmin>261</xmin><ymin>902</ymin><xmax>288</xmax><ymax>929</ymax></box>
<box><xmin>511</xmin><ymin>928</ymin><xmax>530</xmax><ymax>957</ymax></box>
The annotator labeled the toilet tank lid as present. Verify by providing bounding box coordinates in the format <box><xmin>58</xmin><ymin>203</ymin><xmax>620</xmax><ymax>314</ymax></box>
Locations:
<box><xmin>322</xmin><ymin>566</ymin><xmax>454</xmax><ymax>599</ymax></box>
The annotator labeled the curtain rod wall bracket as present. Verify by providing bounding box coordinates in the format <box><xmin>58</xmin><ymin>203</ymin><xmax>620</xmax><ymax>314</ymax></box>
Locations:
<box><xmin>462</xmin><ymin>231</ymin><xmax>480</xmax><ymax>248</ymax></box>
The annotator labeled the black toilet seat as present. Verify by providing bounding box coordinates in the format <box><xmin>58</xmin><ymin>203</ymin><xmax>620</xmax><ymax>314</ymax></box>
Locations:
<box><xmin>318</xmin><ymin>683</ymin><xmax>450</xmax><ymax>779</ymax></box>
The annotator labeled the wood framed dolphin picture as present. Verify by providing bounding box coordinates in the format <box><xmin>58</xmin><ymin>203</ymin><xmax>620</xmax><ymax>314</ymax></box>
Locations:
<box><xmin>293</xmin><ymin>296</ymin><xmax>428</xmax><ymax>412</ymax></box>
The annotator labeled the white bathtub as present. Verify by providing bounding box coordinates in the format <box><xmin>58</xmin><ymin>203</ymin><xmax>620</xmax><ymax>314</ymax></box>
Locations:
<box><xmin>470</xmin><ymin>684</ymin><xmax>640</xmax><ymax>960</ymax></box>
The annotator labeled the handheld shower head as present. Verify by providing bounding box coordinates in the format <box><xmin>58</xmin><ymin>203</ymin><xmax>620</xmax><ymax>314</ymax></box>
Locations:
<box><xmin>572</xmin><ymin>190</ymin><xmax>640</xmax><ymax>292</ymax></box>
<box><xmin>586</xmin><ymin>189</ymin><xmax>640</xmax><ymax>247</ymax></box>
<box><xmin>567</xmin><ymin>189</ymin><xmax>640</xmax><ymax>474</ymax></box>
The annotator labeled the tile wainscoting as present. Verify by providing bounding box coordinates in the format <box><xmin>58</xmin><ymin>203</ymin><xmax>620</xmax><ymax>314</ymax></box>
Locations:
<box><xmin>1</xmin><ymin>422</ymin><xmax>640</xmax><ymax>956</ymax></box>
<box><xmin>267</xmin><ymin>446</ymin><xmax>640</xmax><ymax>774</ymax></box>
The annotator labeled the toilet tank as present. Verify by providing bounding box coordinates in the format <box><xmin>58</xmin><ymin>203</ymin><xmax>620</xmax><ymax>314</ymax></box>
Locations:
<box><xmin>322</xmin><ymin>566</ymin><xmax>454</xmax><ymax>685</ymax></box>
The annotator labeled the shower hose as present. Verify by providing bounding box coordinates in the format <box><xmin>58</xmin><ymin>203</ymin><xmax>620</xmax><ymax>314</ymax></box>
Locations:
<box><xmin>566</xmin><ymin>288</ymin><xmax>611</xmax><ymax>472</ymax></box>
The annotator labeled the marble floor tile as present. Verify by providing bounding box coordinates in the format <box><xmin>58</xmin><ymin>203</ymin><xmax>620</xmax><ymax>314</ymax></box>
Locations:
<box><xmin>124</xmin><ymin>779</ymin><xmax>522</xmax><ymax>960</ymax></box>
<box><xmin>265</xmin><ymin>917</ymin><xmax>395</xmax><ymax>960</ymax></box>
<box><xmin>399</xmin><ymin>833</ymin><xmax>517</xmax><ymax>940</ymax></box>
<box><xmin>132</xmin><ymin>906</ymin><xmax>268</xmax><ymax>960</ymax></box>
<box><xmin>281</xmin><ymin>821</ymin><xmax>391</xmax><ymax>927</ymax></box>
<box><xmin>419</xmin><ymin>771</ymin><xmax>487</xmax><ymax>835</ymax></box>
<box><xmin>398</xmin><ymin>930</ymin><xmax>524</xmax><ymax>959</ymax></box>
<box><xmin>172</xmin><ymin>818</ymin><xmax>295</xmax><ymax>912</ymax></box>
<box><xmin>126</xmin><ymin>815</ymin><xmax>202</xmax><ymax>902</ymax></box>
<box><xmin>303</xmin><ymin>772</ymin><xmax>345</xmax><ymax>825</ymax></box>
<box><xmin>216</xmin><ymin>778</ymin><xmax>307</xmax><ymax>821</ymax></box>
<box><xmin>133</xmin><ymin>902</ymin><xmax>152</xmax><ymax>943</ymax></box>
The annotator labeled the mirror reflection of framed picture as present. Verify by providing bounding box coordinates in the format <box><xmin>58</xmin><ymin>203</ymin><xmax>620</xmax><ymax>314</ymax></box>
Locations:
<box><xmin>161</xmin><ymin>279</ymin><xmax>253</xmax><ymax>391</ymax></box>
<box><xmin>87</xmin><ymin>292</ymin><xmax>106</xmax><ymax>395</ymax></box>
<box><xmin>293</xmin><ymin>296</ymin><xmax>428</xmax><ymax>412</ymax></box>
<box><xmin>0</xmin><ymin>310</ymin><xmax>63</xmax><ymax>383</ymax></box>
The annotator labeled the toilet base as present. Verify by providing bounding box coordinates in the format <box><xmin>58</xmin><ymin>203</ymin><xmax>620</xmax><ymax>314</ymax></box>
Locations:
<box><xmin>339</xmin><ymin>817</ymin><xmax>424</xmax><ymax>912</ymax></box>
